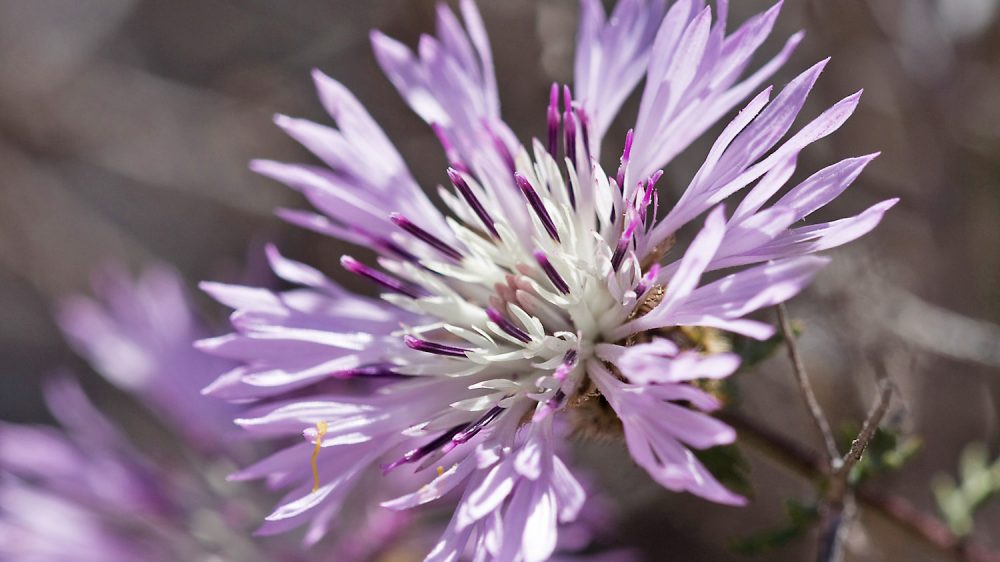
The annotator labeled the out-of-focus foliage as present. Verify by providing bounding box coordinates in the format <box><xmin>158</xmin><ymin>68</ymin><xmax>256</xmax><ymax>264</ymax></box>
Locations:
<box><xmin>932</xmin><ymin>443</ymin><xmax>1000</xmax><ymax>537</ymax></box>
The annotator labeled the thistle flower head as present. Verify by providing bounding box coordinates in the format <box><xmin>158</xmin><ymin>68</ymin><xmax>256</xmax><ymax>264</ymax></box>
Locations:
<box><xmin>201</xmin><ymin>0</ymin><xmax>896</xmax><ymax>559</ymax></box>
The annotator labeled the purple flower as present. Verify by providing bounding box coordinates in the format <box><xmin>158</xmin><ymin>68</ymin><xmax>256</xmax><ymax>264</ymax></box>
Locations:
<box><xmin>6</xmin><ymin>262</ymin><xmax>426</xmax><ymax>561</ymax></box>
<box><xmin>58</xmin><ymin>264</ymin><xmax>241</xmax><ymax>454</ymax></box>
<box><xmin>1</xmin><ymin>377</ymin><xmax>198</xmax><ymax>561</ymax></box>
<box><xmin>201</xmin><ymin>0</ymin><xmax>896</xmax><ymax>559</ymax></box>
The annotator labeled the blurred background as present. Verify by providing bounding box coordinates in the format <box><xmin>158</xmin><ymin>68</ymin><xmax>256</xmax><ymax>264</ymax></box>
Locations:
<box><xmin>0</xmin><ymin>0</ymin><xmax>998</xmax><ymax>560</ymax></box>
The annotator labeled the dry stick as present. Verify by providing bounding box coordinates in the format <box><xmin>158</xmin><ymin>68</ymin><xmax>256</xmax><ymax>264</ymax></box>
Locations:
<box><xmin>769</xmin><ymin>309</ymin><xmax>999</xmax><ymax>562</ymax></box>
<box><xmin>776</xmin><ymin>304</ymin><xmax>894</xmax><ymax>562</ymax></box>
<box><xmin>776</xmin><ymin>303</ymin><xmax>841</xmax><ymax>468</ymax></box>
<box><xmin>832</xmin><ymin>372</ymin><xmax>895</xmax><ymax>498</ymax></box>
<box><xmin>818</xmin><ymin>375</ymin><xmax>894</xmax><ymax>562</ymax></box>
<box><xmin>723</xmin><ymin>412</ymin><xmax>1000</xmax><ymax>562</ymax></box>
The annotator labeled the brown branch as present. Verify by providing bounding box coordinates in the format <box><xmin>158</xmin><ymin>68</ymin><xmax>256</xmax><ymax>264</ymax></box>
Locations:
<box><xmin>775</xmin><ymin>304</ymin><xmax>903</xmax><ymax>562</ymax></box>
<box><xmin>819</xmin><ymin>370</ymin><xmax>894</xmax><ymax>562</ymax></box>
<box><xmin>735</xmin><ymin>307</ymin><xmax>1000</xmax><ymax>561</ymax></box>
<box><xmin>776</xmin><ymin>303</ymin><xmax>841</xmax><ymax>468</ymax></box>
<box><xmin>723</xmin><ymin>412</ymin><xmax>1000</xmax><ymax>562</ymax></box>
<box><xmin>837</xmin><ymin>375</ymin><xmax>894</xmax><ymax>482</ymax></box>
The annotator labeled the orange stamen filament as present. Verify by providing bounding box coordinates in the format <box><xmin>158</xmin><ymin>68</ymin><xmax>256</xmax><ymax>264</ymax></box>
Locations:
<box><xmin>311</xmin><ymin>421</ymin><xmax>328</xmax><ymax>493</ymax></box>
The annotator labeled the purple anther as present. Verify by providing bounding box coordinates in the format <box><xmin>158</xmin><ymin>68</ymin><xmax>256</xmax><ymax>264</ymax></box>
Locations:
<box><xmin>553</xmin><ymin>350</ymin><xmax>577</xmax><ymax>381</ymax></box>
<box><xmin>644</xmin><ymin>171</ymin><xmax>662</xmax><ymax>206</ymax></box>
<box><xmin>382</xmin><ymin>423</ymin><xmax>468</xmax><ymax>474</ymax></box>
<box><xmin>562</xmin><ymin>87</ymin><xmax>578</xmax><ymax>174</ymax></box>
<box><xmin>341</xmin><ymin>256</ymin><xmax>421</xmax><ymax>298</ymax></box>
<box><xmin>403</xmin><ymin>335</ymin><xmax>470</xmax><ymax>358</ymax></box>
<box><xmin>532</xmin><ymin>389</ymin><xmax>566</xmax><ymax>422</ymax></box>
<box><xmin>533</xmin><ymin>250</ymin><xmax>570</xmax><ymax>295</ymax></box>
<box><xmin>486</xmin><ymin>306</ymin><xmax>531</xmax><ymax>343</ymax></box>
<box><xmin>444</xmin><ymin>405</ymin><xmax>505</xmax><ymax>452</ymax></box>
<box><xmin>637</xmin><ymin>171</ymin><xmax>662</xmax><ymax>227</ymax></box>
<box><xmin>514</xmin><ymin>173</ymin><xmax>560</xmax><ymax>242</ymax></box>
<box><xmin>447</xmin><ymin>168</ymin><xmax>500</xmax><ymax>239</ymax></box>
<box><xmin>547</xmin><ymin>388</ymin><xmax>567</xmax><ymax>409</ymax></box>
<box><xmin>616</xmin><ymin>129</ymin><xmax>634</xmax><ymax>189</ymax></box>
<box><xmin>547</xmin><ymin>83</ymin><xmax>560</xmax><ymax>159</ymax></box>
<box><xmin>635</xmin><ymin>263</ymin><xmax>661</xmax><ymax>296</ymax></box>
<box><xmin>390</xmin><ymin>213</ymin><xmax>464</xmax><ymax>261</ymax></box>
<box><xmin>610</xmin><ymin>220</ymin><xmax>638</xmax><ymax>271</ymax></box>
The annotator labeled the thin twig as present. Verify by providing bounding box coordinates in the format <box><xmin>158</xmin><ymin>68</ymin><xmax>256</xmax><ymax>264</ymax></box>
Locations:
<box><xmin>839</xmin><ymin>376</ymin><xmax>894</xmax><ymax>479</ymax></box>
<box><xmin>776</xmin><ymin>303</ymin><xmax>841</xmax><ymax>468</ymax></box>
<box><xmin>724</xmin><ymin>412</ymin><xmax>1000</xmax><ymax>562</ymax></box>
<box><xmin>776</xmin><ymin>305</ymin><xmax>906</xmax><ymax>562</ymax></box>
<box><xmin>818</xmin><ymin>370</ymin><xmax>894</xmax><ymax>562</ymax></box>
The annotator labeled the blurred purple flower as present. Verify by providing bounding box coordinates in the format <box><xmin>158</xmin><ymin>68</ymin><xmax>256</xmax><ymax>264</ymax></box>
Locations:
<box><xmin>2</xmin><ymin>264</ymin><xmax>279</xmax><ymax>560</ymax></box>
<box><xmin>3</xmin><ymin>265</ymin><xmax>434</xmax><ymax>561</ymax></box>
<box><xmin>58</xmin><ymin>263</ymin><xmax>241</xmax><ymax>454</ymax></box>
<box><xmin>0</xmin><ymin>377</ymin><xmax>212</xmax><ymax>561</ymax></box>
<box><xmin>200</xmin><ymin>0</ymin><xmax>895</xmax><ymax>559</ymax></box>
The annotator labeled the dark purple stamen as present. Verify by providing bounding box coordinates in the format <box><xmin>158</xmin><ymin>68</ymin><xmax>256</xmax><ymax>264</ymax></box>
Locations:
<box><xmin>562</xmin><ymin>89</ymin><xmax>578</xmax><ymax>205</ymax></box>
<box><xmin>635</xmin><ymin>264</ymin><xmax>661</xmax><ymax>296</ymax></box>
<box><xmin>486</xmin><ymin>307</ymin><xmax>531</xmax><ymax>343</ymax></box>
<box><xmin>533</xmin><ymin>388</ymin><xmax>566</xmax><ymax>422</ymax></box>
<box><xmin>382</xmin><ymin>423</ymin><xmax>468</xmax><ymax>474</ymax></box>
<box><xmin>445</xmin><ymin>405</ymin><xmax>505</xmax><ymax>452</ymax></box>
<box><xmin>643</xmin><ymin>171</ymin><xmax>663</xmax><ymax>228</ymax></box>
<box><xmin>533</xmin><ymin>250</ymin><xmax>570</xmax><ymax>294</ymax></box>
<box><xmin>553</xmin><ymin>349</ymin><xmax>578</xmax><ymax>381</ymax></box>
<box><xmin>390</xmin><ymin>213</ymin><xmax>463</xmax><ymax>261</ymax></box>
<box><xmin>637</xmin><ymin>171</ymin><xmax>662</xmax><ymax>229</ymax></box>
<box><xmin>403</xmin><ymin>335</ymin><xmax>470</xmax><ymax>358</ymax></box>
<box><xmin>447</xmin><ymin>167</ymin><xmax>500</xmax><ymax>239</ymax></box>
<box><xmin>547</xmin><ymin>83</ymin><xmax>560</xmax><ymax>159</ymax></box>
<box><xmin>610</xmin><ymin>221</ymin><xmax>637</xmax><ymax>271</ymax></box>
<box><xmin>547</xmin><ymin>388</ymin><xmax>566</xmax><ymax>409</ymax></box>
<box><xmin>514</xmin><ymin>173</ymin><xmax>560</xmax><ymax>242</ymax></box>
<box><xmin>341</xmin><ymin>256</ymin><xmax>421</xmax><ymax>298</ymax></box>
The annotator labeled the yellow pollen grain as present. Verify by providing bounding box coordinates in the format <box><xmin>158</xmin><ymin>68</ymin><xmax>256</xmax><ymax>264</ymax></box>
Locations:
<box><xmin>311</xmin><ymin>421</ymin><xmax>328</xmax><ymax>493</ymax></box>
<box><xmin>437</xmin><ymin>465</ymin><xmax>445</xmax><ymax>477</ymax></box>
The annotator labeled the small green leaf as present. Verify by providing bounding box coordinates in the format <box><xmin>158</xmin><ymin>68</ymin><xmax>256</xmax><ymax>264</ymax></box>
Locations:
<box><xmin>932</xmin><ymin>442</ymin><xmax>1000</xmax><ymax>537</ymax></box>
